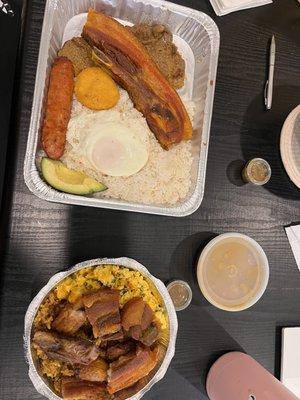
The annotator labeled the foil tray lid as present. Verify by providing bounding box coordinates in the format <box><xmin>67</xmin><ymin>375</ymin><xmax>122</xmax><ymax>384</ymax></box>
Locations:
<box><xmin>24</xmin><ymin>257</ymin><xmax>178</xmax><ymax>400</ymax></box>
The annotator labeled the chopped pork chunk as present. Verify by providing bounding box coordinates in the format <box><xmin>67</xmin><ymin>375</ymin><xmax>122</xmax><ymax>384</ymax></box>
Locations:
<box><xmin>83</xmin><ymin>288</ymin><xmax>122</xmax><ymax>339</ymax></box>
<box><xmin>106</xmin><ymin>340</ymin><xmax>136</xmax><ymax>361</ymax></box>
<box><xmin>33</xmin><ymin>331</ymin><xmax>99</xmax><ymax>365</ymax></box>
<box><xmin>79</xmin><ymin>358</ymin><xmax>108</xmax><ymax>382</ymax></box>
<box><xmin>107</xmin><ymin>346</ymin><xmax>158</xmax><ymax>394</ymax></box>
<box><xmin>121</xmin><ymin>298</ymin><xmax>160</xmax><ymax>345</ymax></box>
<box><xmin>61</xmin><ymin>377</ymin><xmax>109</xmax><ymax>400</ymax></box>
<box><xmin>52</xmin><ymin>304</ymin><xmax>86</xmax><ymax>335</ymax></box>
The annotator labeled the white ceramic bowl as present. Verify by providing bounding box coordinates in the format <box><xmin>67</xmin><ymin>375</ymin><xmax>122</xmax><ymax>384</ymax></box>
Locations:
<box><xmin>197</xmin><ymin>233</ymin><xmax>269</xmax><ymax>312</ymax></box>
<box><xmin>280</xmin><ymin>104</ymin><xmax>300</xmax><ymax>188</ymax></box>
<box><xmin>24</xmin><ymin>257</ymin><xmax>178</xmax><ymax>400</ymax></box>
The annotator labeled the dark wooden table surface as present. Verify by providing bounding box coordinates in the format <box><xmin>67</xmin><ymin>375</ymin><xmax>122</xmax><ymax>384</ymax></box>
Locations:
<box><xmin>0</xmin><ymin>0</ymin><xmax>300</xmax><ymax>399</ymax></box>
<box><xmin>0</xmin><ymin>0</ymin><xmax>24</xmax><ymax>210</ymax></box>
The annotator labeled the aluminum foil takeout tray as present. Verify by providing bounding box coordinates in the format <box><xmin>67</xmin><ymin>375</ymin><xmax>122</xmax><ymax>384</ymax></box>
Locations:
<box><xmin>24</xmin><ymin>0</ymin><xmax>219</xmax><ymax>217</ymax></box>
<box><xmin>24</xmin><ymin>257</ymin><xmax>178</xmax><ymax>400</ymax></box>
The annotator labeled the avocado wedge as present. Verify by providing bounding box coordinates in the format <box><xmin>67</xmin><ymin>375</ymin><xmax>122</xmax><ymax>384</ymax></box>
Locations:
<box><xmin>41</xmin><ymin>158</ymin><xmax>107</xmax><ymax>195</ymax></box>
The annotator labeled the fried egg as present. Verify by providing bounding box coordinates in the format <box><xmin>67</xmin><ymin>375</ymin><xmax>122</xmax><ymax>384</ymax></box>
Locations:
<box><xmin>82</xmin><ymin>121</ymin><xmax>149</xmax><ymax>176</ymax></box>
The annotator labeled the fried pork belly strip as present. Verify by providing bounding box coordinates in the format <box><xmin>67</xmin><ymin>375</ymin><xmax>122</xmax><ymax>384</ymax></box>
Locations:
<box><xmin>61</xmin><ymin>378</ymin><xmax>109</xmax><ymax>400</ymax></box>
<box><xmin>33</xmin><ymin>330</ymin><xmax>99</xmax><ymax>365</ymax></box>
<box><xmin>82</xmin><ymin>288</ymin><xmax>122</xmax><ymax>339</ymax></box>
<box><xmin>112</xmin><ymin>377</ymin><xmax>149</xmax><ymax>400</ymax></box>
<box><xmin>41</xmin><ymin>57</ymin><xmax>74</xmax><ymax>159</ymax></box>
<box><xmin>107</xmin><ymin>346</ymin><xmax>158</xmax><ymax>394</ymax></box>
<box><xmin>82</xmin><ymin>10</ymin><xmax>192</xmax><ymax>149</ymax></box>
<box><xmin>112</xmin><ymin>344</ymin><xmax>166</xmax><ymax>399</ymax></box>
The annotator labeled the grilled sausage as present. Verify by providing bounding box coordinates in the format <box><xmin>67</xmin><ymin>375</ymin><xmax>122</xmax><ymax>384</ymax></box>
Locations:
<box><xmin>41</xmin><ymin>57</ymin><xmax>74</xmax><ymax>159</ymax></box>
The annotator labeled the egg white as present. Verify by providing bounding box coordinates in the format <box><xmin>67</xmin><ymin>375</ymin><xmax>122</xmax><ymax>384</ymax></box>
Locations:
<box><xmin>82</xmin><ymin>121</ymin><xmax>149</xmax><ymax>177</ymax></box>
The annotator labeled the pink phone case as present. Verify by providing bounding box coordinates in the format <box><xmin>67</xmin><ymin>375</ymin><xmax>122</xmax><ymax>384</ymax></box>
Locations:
<box><xmin>206</xmin><ymin>352</ymin><xmax>299</xmax><ymax>400</ymax></box>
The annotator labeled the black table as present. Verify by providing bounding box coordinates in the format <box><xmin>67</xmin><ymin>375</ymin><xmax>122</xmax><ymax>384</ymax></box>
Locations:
<box><xmin>0</xmin><ymin>1</ymin><xmax>300</xmax><ymax>399</ymax></box>
<box><xmin>0</xmin><ymin>0</ymin><xmax>24</xmax><ymax>210</ymax></box>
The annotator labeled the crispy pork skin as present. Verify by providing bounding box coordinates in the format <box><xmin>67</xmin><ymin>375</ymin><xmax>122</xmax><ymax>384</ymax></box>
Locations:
<box><xmin>82</xmin><ymin>288</ymin><xmax>122</xmax><ymax>339</ymax></box>
<box><xmin>107</xmin><ymin>346</ymin><xmax>158</xmax><ymax>394</ymax></box>
<box><xmin>61</xmin><ymin>377</ymin><xmax>109</xmax><ymax>400</ymax></box>
<box><xmin>79</xmin><ymin>358</ymin><xmax>108</xmax><ymax>382</ymax></box>
<box><xmin>82</xmin><ymin>9</ymin><xmax>192</xmax><ymax>149</ymax></box>
<box><xmin>113</xmin><ymin>376</ymin><xmax>150</xmax><ymax>400</ymax></box>
<box><xmin>33</xmin><ymin>331</ymin><xmax>99</xmax><ymax>365</ymax></box>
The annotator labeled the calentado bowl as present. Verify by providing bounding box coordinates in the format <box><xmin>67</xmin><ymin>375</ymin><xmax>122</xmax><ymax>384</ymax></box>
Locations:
<box><xmin>24</xmin><ymin>257</ymin><xmax>178</xmax><ymax>400</ymax></box>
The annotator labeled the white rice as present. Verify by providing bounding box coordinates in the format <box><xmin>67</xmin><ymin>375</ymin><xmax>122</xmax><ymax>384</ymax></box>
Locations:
<box><xmin>61</xmin><ymin>89</ymin><xmax>194</xmax><ymax>205</ymax></box>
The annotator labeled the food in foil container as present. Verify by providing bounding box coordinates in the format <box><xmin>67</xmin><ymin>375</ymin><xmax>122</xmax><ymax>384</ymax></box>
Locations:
<box><xmin>129</xmin><ymin>23</ymin><xmax>185</xmax><ymax>90</ymax></box>
<box><xmin>84</xmin><ymin>10</ymin><xmax>192</xmax><ymax>149</ymax></box>
<box><xmin>24</xmin><ymin>0</ymin><xmax>219</xmax><ymax>216</ymax></box>
<box><xmin>58</xmin><ymin>37</ymin><xmax>96</xmax><ymax>76</ymax></box>
<box><xmin>29</xmin><ymin>263</ymin><xmax>172</xmax><ymax>399</ymax></box>
<box><xmin>74</xmin><ymin>67</ymin><xmax>120</xmax><ymax>111</ymax></box>
<box><xmin>41</xmin><ymin>158</ymin><xmax>107</xmax><ymax>195</ymax></box>
<box><xmin>41</xmin><ymin>57</ymin><xmax>75</xmax><ymax>160</ymax></box>
<box><xmin>39</xmin><ymin>8</ymin><xmax>195</xmax><ymax>206</ymax></box>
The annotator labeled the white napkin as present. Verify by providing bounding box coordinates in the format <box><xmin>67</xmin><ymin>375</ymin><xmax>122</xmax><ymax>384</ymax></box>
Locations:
<box><xmin>209</xmin><ymin>0</ymin><xmax>273</xmax><ymax>16</ymax></box>
<box><xmin>281</xmin><ymin>327</ymin><xmax>300</xmax><ymax>398</ymax></box>
<box><xmin>285</xmin><ymin>225</ymin><xmax>300</xmax><ymax>272</ymax></box>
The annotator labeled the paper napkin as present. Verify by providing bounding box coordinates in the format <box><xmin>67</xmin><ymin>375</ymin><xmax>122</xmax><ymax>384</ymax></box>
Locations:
<box><xmin>209</xmin><ymin>0</ymin><xmax>273</xmax><ymax>16</ymax></box>
<box><xmin>281</xmin><ymin>327</ymin><xmax>300</xmax><ymax>397</ymax></box>
<box><xmin>285</xmin><ymin>225</ymin><xmax>300</xmax><ymax>272</ymax></box>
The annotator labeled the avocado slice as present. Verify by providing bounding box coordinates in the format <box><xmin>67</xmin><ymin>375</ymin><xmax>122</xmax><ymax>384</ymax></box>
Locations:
<box><xmin>41</xmin><ymin>158</ymin><xmax>107</xmax><ymax>195</ymax></box>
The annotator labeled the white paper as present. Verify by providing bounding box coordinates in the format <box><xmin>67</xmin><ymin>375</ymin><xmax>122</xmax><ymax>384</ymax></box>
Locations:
<box><xmin>285</xmin><ymin>225</ymin><xmax>300</xmax><ymax>272</ymax></box>
<box><xmin>281</xmin><ymin>327</ymin><xmax>300</xmax><ymax>397</ymax></box>
<box><xmin>209</xmin><ymin>0</ymin><xmax>272</xmax><ymax>16</ymax></box>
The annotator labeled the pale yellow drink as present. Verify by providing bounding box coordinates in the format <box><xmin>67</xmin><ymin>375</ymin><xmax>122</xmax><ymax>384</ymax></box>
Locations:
<box><xmin>197</xmin><ymin>234</ymin><xmax>269</xmax><ymax>311</ymax></box>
